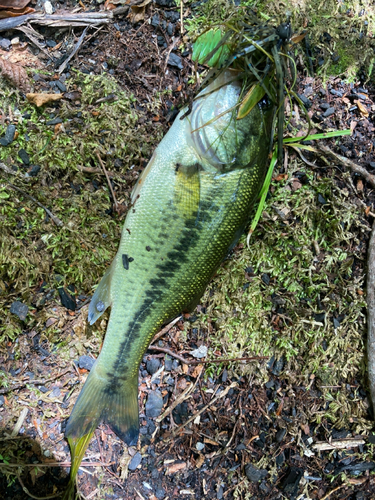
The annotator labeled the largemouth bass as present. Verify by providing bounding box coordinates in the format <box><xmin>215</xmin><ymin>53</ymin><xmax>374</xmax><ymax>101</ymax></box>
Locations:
<box><xmin>64</xmin><ymin>69</ymin><xmax>275</xmax><ymax>493</ymax></box>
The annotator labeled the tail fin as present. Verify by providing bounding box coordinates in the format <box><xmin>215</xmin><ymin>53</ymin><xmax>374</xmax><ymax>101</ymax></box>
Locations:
<box><xmin>65</xmin><ymin>367</ymin><xmax>140</xmax><ymax>445</ymax></box>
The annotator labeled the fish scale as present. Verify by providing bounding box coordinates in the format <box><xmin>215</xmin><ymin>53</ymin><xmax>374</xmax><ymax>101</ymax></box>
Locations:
<box><xmin>63</xmin><ymin>70</ymin><xmax>275</xmax><ymax>497</ymax></box>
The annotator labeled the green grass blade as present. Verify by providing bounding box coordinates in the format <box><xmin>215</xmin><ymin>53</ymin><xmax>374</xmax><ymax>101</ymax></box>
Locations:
<box><xmin>283</xmin><ymin>129</ymin><xmax>351</xmax><ymax>144</ymax></box>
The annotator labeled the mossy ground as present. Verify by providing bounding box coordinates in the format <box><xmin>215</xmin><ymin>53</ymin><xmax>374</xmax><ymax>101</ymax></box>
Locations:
<box><xmin>0</xmin><ymin>71</ymin><xmax>162</xmax><ymax>345</ymax></box>
<box><xmin>185</xmin><ymin>0</ymin><xmax>375</xmax><ymax>80</ymax></box>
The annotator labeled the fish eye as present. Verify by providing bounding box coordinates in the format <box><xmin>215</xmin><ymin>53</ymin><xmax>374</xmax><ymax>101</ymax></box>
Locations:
<box><xmin>96</xmin><ymin>301</ymin><xmax>105</xmax><ymax>312</ymax></box>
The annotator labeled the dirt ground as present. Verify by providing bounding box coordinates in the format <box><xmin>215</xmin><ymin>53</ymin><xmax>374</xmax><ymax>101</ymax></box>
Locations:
<box><xmin>1</xmin><ymin>1</ymin><xmax>375</xmax><ymax>499</ymax></box>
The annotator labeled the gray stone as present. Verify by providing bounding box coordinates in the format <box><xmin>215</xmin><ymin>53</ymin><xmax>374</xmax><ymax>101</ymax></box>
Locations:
<box><xmin>323</xmin><ymin>106</ymin><xmax>335</xmax><ymax>118</ymax></box>
<box><xmin>146</xmin><ymin>358</ymin><xmax>161</xmax><ymax>375</ymax></box>
<box><xmin>128</xmin><ymin>451</ymin><xmax>142</xmax><ymax>471</ymax></box>
<box><xmin>10</xmin><ymin>301</ymin><xmax>28</xmax><ymax>321</ymax></box>
<box><xmin>78</xmin><ymin>355</ymin><xmax>95</xmax><ymax>371</ymax></box>
<box><xmin>168</xmin><ymin>52</ymin><xmax>183</xmax><ymax>70</ymax></box>
<box><xmin>145</xmin><ymin>390</ymin><xmax>163</xmax><ymax>418</ymax></box>
<box><xmin>245</xmin><ymin>463</ymin><xmax>268</xmax><ymax>482</ymax></box>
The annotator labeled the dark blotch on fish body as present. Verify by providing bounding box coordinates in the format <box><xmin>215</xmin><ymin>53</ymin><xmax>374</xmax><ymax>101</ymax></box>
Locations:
<box><xmin>122</xmin><ymin>254</ymin><xmax>129</xmax><ymax>270</ymax></box>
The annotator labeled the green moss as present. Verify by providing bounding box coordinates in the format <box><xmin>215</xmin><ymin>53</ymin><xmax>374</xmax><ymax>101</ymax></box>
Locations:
<box><xmin>192</xmin><ymin>157</ymin><xmax>370</xmax><ymax>430</ymax></box>
<box><xmin>0</xmin><ymin>71</ymin><xmax>162</xmax><ymax>343</ymax></box>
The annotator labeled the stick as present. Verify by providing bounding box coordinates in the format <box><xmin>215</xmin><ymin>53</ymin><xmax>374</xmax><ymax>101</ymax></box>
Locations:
<box><xmin>0</xmin><ymin>367</ymin><xmax>72</xmax><ymax>395</ymax></box>
<box><xmin>0</xmin><ymin>12</ymin><xmax>113</xmax><ymax>32</ymax></box>
<box><xmin>147</xmin><ymin>345</ymin><xmax>268</xmax><ymax>366</ymax></box>
<box><xmin>17</xmin><ymin>470</ymin><xmax>61</xmax><ymax>500</ymax></box>
<box><xmin>151</xmin><ymin>315</ymin><xmax>182</xmax><ymax>343</ymax></box>
<box><xmin>96</xmin><ymin>152</ymin><xmax>119</xmax><ymax>213</ymax></box>
<box><xmin>320</xmin><ymin>484</ymin><xmax>345</xmax><ymax>500</ymax></box>
<box><xmin>0</xmin><ymin>461</ymin><xmax>113</xmax><ymax>468</ymax></box>
<box><xmin>6</xmin><ymin>183</ymin><xmax>63</xmax><ymax>226</ymax></box>
<box><xmin>367</xmin><ymin>219</ymin><xmax>375</xmax><ymax>417</ymax></box>
<box><xmin>171</xmin><ymin>382</ymin><xmax>237</xmax><ymax>436</ymax></box>
<box><xmin>312</xmin><ymin>438</ymin><xmax>366</xmax><ymax>452</ymax></box>
<box><xmin>58</xmin><ymin>26</ymin><xmax>88</xmax><ymax>73</ymax></box>
<box><xmin>317</xmin><ymin>144</ymin><xmax>375</xmax><ymax>189</ymax></box>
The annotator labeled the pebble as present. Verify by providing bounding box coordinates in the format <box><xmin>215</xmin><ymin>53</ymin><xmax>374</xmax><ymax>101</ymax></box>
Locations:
<box><xmin>323</xmin><ymin>107</ymin><xmax>335</xmax><ymax>118</ymax></box>
<box><xmin>330</xmin><ymin>89</ymin><xmax>343</xmax><ymax>97</ymax></box>
<box><xmin>56</xmin><ymin>81</ymin><xmax>67</xmax><ymax>92</ymax></box>
<box><xmin>78</xmin><ymin>355</ymin><xmax>95</xmax><ymax>371</ymax></box>
<box><xmin>245</xmin><ymin>463</ymin><xmax>268</xmax><ymax>482</ymax></box>
<box><xmin>58</xmin><ymin>287</ymin><xmax>76</xmax><ymax>311</ymax></box>
<box><xmin>18</xmin><ymin>148</ymin><xmax>30</xmax><ymax>165</ymax></box>
<box><xmin>318</xmin><ymin>194</ymin><xmax>327</xmax><ymax>205</ymax></box>
<box><xmin>0</xmin><ymin>124</ymin><xmax>16</xmax><ymax>146</ymax></box>
<box><xmin>319</xmin><ymin>102</ymin><xmax>330</xmax><ymax>110</ymax></box>
<box><xmin>27</xmin><ymin>165</ymin><xmax>41</xmax><ymax>177</ymax></box>
<box><xmin>167</xmin><ymin>22</ymin><xmax>175</xmax><ymax>36</ymax></box>
<box><xmin>168</xmin><ymin>52</ymin><xmax>183</xmax><ymax>70</ymax></box>
<box><xmin>0</xmin><ymin>38</ymin><xmax>11</xmax><ymax>50</ymax></box>
<box><xmin>146</xmin><ymin>358</ymin><xmax>161</xmax><ymax>375</ymax></box>
<box><xmin>145</xmin><ymin>390</ymin><xmax>164</xmax><ymax>418</ymax></box>
<box><xmin>155</xmin><ymin>487</ymin><xmax>166</xmax><ymax>499</ymax></box>
<box><xmin>50</xmin><ymin>387</ymin><xmax>61</xmax><ymax>398</ymax></box>
<box><xmin>333</xmin><ymin>317</ymin><xmax>340</xmax><ymax>328</ymax></box>
<box><xmin>10</xmin><ymin>301</ymin><xmax>28</xmax><ymax>321</ymax></box>
<box><xmin>196</xmin><ymin>442</ymin><xmax>205</xmax><ymax>451</ymax></box>
<box><xmin>0</xmin><ymin>396</ymin><xmax>4</xmax><ymax>406</ymax></box>
<box><xmin>164</xmin><ymin>355</ymin><xmax>173</xmax><ymax>371</ymax></box>
<box><xmin>151</xmin><ymin>13</ymin><xmax>160</xmax><ymax>27</ymax></box>
<box><xmin>128</xmin><ymin>451</ymin><xmax>142</xmax><ymax>471</ymax></box>
<box><xmin>164</xmin><ymin>11</ymin><xmax>180</xmax><ymax>22</ymax></box>
<box><xmin>276</xmin><ymin>428</ymin><xmax>286</xmax><ymax>443</ymax></box>
<box><xmin>46</xmin><ymin>118</ymin><xmax>63</xmax><ymax>126</ymax></box>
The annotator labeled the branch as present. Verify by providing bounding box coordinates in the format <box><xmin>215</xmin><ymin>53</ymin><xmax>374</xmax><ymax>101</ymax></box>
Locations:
<box><xmin>316</xmin><ymin>144</ymin><xmax>375</xmax><ymax>189</ymax></box>
<box><xmin>0</xmin><ymin>367</ymin><xmax>72</xmax><ymax>395</ymax></box>
<box><xmin>367</xmin><ymin>219</ymin><xmax>375</xmax><ymax>417</ymax></box>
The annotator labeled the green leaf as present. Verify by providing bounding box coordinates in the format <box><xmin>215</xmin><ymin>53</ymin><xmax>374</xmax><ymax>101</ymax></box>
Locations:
<box><xmin>237</xmin><ymin>83</ymin><xmax>266</xmax><ymax>120</ymax></box>
<box><xmin>283</xmin><ymin>129</ymin><xmax>351</xmax><ymax>144</ymax></box>
<box><xmin>0</xmin><ymin>189</ymin><xmax>10</xmax><ymax>199</ymax></box>
<box><xmin>192</xmin><ymin>29</ymin><xmax>230</xmax><ymax>67</ymax></box>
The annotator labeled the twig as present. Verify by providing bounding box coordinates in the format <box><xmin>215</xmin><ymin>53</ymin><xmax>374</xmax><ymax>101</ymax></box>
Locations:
<box><xmin>17</xmin><ymin>470</ymin><xmax>61</xmax><ymax>500</ymax></box>
<box><xmin>151</xmin><ymin>316</ymin><xmax>182</xmax><ymax>343</ymax></box>
<box><xmin>170</xmin><ymin>382</ymin><xmax>237</xmax><ymax>437</ymax></box>
<box><xmin>156</xmin><ymin>368</ymin><xmax>202</xmax><ymax>423</ymax></box>
<box><xmin>6</xmin><ymin>183</ymin><xmax>63</xmax><ymax>227</ymax></box>
<box><xmin>58</xmin><ymin>26</ymin><xmax>88</xmax><ymax>73</ymax></box>
<box><xmin>312</xmin><ymin>438</ymin><xmax>365</xmax><ymax>452</ymax></box>
<box><xmin>316</xmin><ymin>144</ymin><xmax>375</xmax><ymax>189</ymax></box>
<box><xmin>0</xmin><ymin>162</ymin><xmax>26</xmax><ymax>177</ymax></box>
<box><xmin>320</xmin><ymin>484</ymin><xmax>345</xmax><ymax>500</ymax></box>
<box><xmin>0</xmin><ymin>367</ymin><xmax>72</xmax><ymax>395</ymax></box>
<box><xmin>147</xmin><ymin>345</ymin><xmax>268</xmax><ymax>366</ymax></box>
<box><xmin>367</xmin><ymin>220</ymin><xmax>375</xmax><ymax>417</ymax></box>
<box><xmin>11</xmin><ymin>408</ymin><xmax>28</xmax><ymax>437</ymax></box>
<box><xmin>96</xmin><ymin>151</ymin><xmax>119</xmax><ymax>213</ymax></box>
<box><xmin>17</xmin><ymin>24</ymin><xmax>53</xmax><ymax>60</ymax></box>
<box><xmin>180</xmin><ymin>0</ymin><xmax>184</xmax><ymax>35</ymax></box>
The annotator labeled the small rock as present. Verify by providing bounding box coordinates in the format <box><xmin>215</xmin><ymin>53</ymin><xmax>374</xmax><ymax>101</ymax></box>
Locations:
<box><xmin>319</xmin><ymin>102</ymin><xmax>330</xmax><ymax>110</ymax></box>
<box><xmin>10</xmin><ymin>301</ymin><xmax>28</xmax><ymax>321</ymax></box>
<box><xmin>0</xmin><ymin>396</ymin><xmax>5</xmax><ymax>406</ymax></box>
<box><xmin>0</xmin><ymin>38</ymin><xmax>11</xmax><ymax>50</ymax></box>
<box><xmin>323</xmin><ymin>106</ymin><xmax>335</xmax><ymax>118</ymax></box>
<box><xmin>164</xmin><ymin>355</ymin><xmax>173</xmax><ymax>371</ymax></box>
<box><xmin>26</xmin><ymin>165</ymin><xmax>41</xmax><ymax>177</ymax></box>
<box><xmin>18</xmin><ymin>148</ymin><xmax>30</xmax><ymax>165</ymax></box>
<box><xmin>276</xmin><ymin>428</ymin><xmax>286</xmax><ymax>443</ymax></box>
<box><xmin>168</xmin><ymin>52</ymin><xmax>183</xmax><ymax>70</ymax></box>
<box><xmin>167</xmin><ymin>22</ymin><xmax>175</xmax><ymax>36</ymax></box>
<box><xmin>196</xmin><ymin>442</ymin><xmax>205</xmax><ymax>451</ymax></box>
<box><xmin>58</xmin><ymin>287</ymin><xmax>76</xmax><ymax>311</ymax></box>
<box><xmin>56</xmin><ymin>81</ymin><xmax>67</xmax><ymax>92</ymax></box>
<box><xmin>46</xmin><ymin>118</ymin><xmax>63</xmax><ymax>126</ymax></box>
<box><xmin>297</xmin><ymin>93</ymin><xmax>311</xmax><ymax>108</ymax></box>
<box><xmin>146</xmin><ymin>358</ymin><xmax>161</xmax><ymax>375</ymax></box>
<box><xmin>128</xmin><ymin>451</ymin><xmax>142</xmax><ymax>471</ymax></box>
<box><xmin>46</xmin><ymin>39</ymin><xmax>57</xmax><ymax>48</ymax></box>
<box><xmin>151</xmin><ymin>13</ymin><xmax>160</xmax><ymax>27</ymax></box>
<box><xmin>245</xmin><ymin>463</ymin><xmax>268</xmax><ymax>482</ymax></box>
<box><xmin>50</xmin><ymin>387</ymin><xmax>61</xmax><ymax>398</ymax></box>
<box><xmin>190</xmin><ymin>345</ymin><xmax>207</xmax><ymax>359</ymax></box>
<box><xmin>78</xmin><ymin>355</ymin><xmax>95</xmax><ymax>371</ymax></box>
<box><xmin>261</xmin><ymin>273</ymin><xmax>270</xmax><ymax>285</ymax></box>
<box><xmin>369</xmin><ymin>162</ymin><xmax>375</xmax><ymax>169</ymax></box>
<box><xmin>333</xmin><ymin>317</ymin><xmax>340</xmax><ymax>328</ymax></box>
<box><xmin>145</xmin><ymin>391</ymin><xmax>163</xmax><ymax>418</ymax></box>
<box><xmin>318</xmin><ymin>194</ymin><xmax>327</xmax><ymax>205</ymax></box>
<box><xmin>155</xmin><ymin>487</ymin><xmax>166</xmax><ymax>499</ymax></box>
<box><xmin>0</xmin><ymin>124</ymin><xmax>16</xmax><ymax>146</ymax></box>
<box><xmin>276</xmin><ymin>452</ymin><xmax>285</xmax><ymax>466</ymax></box>
<box><xmin>330</xmin><ymin>89</ymin><xmax>343</xmax><ymax>97</ymax></box>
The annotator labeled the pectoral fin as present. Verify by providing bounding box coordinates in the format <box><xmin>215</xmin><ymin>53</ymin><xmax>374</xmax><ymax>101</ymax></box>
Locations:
<box><xmin>174</xmin><ymin>163</ymin><xmax>200</xmax><ymax>220</ymax></box>
<box><xmin>88</xmin><ymin>260</ymin><xmax>115</xmax><ymax>325</ymax></box>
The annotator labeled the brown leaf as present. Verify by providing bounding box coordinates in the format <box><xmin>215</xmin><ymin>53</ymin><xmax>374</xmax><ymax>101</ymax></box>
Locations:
<box><xmin>357</xmin><ymin>179</ymin><xmax>364</xmax><ymax>192</ymax></box>
<box><xmin>273</xmin><ymin>173</ymin><xmax>288</xmax><ymax>182</ymax></box>
<box><xmin>26</xmin><ymin>93</ymin><xmax>63</xmax><ymax>107</ymax></box>
<box><xmin>128</xmin><ymin>0</ymin><xmax>151</xmax><ymax>22</ymax></box>
<box><xmin>0</xmin><ymin>7</ymin><xmax>34</xmax><ymax>17</ymax></box>
<box><xmin>0</xmin><ymin>57</ymin><xmax>30</xmax><ymax>92</ymax></box>
<box><xmin>0</xmin><ymin>0</ymin><xmax>31</xmax><ymax>8</ymax></box>
<box><xmin>355</xmin><ymin>99</ymin><xmax>369</xmax><ymax>117</ymax></box>
<box><xmin>291</xmin><ymin>33</ymin><xmax>307</xmax><ymax>44</ymax></box>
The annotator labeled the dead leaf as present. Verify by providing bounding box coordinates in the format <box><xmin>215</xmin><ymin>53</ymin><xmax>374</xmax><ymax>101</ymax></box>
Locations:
<box><xmin>273</xmin><ymin>173</ymin><xmax>288</xmax><ymax>182</ymax></box>
<box><xmin>357</xmin><ymin>179</ymin><xmax>364</xmax><ymax>192</ymax></box>
<box><xmin>26</xmin><ymin>93</ymin><xmax>64</xmax><ymax>107</ymax></box>
<box><xmin>128</xmin><ymin>0</ymin><xmax>151</xmax><ymax>23</ymax></box>
<box><xmin>350</xmin><ymin>120</ymin><xmax>357</xmax><ymax>133</ymax></box>
<box><xmin>291</xmin><ymin>32</ymin><xmax>307</xmax><ymax>44</ymax></box>
<box><xmin>0</xmin><ymin>0</ymin><xmax>31</xmax><ymax>8</ymax></box>
<box><xmin>0</xmin><ymin>57</ymin><xmax>30</xmax><ymax>92</ymax></box>
<box><xmin>195</xmin><ymin>454</ymin><xmax>205</xmax><ymax>468</ymax></box>
<box><xmin>355</xmin><ymin>99</ymin><xmax>369</xmax><ymax>118</ymax></box>
<box><xmin>0</xmin><ymin>7</ymin><xmax>34</xmax><ymax>17</ymax></box>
